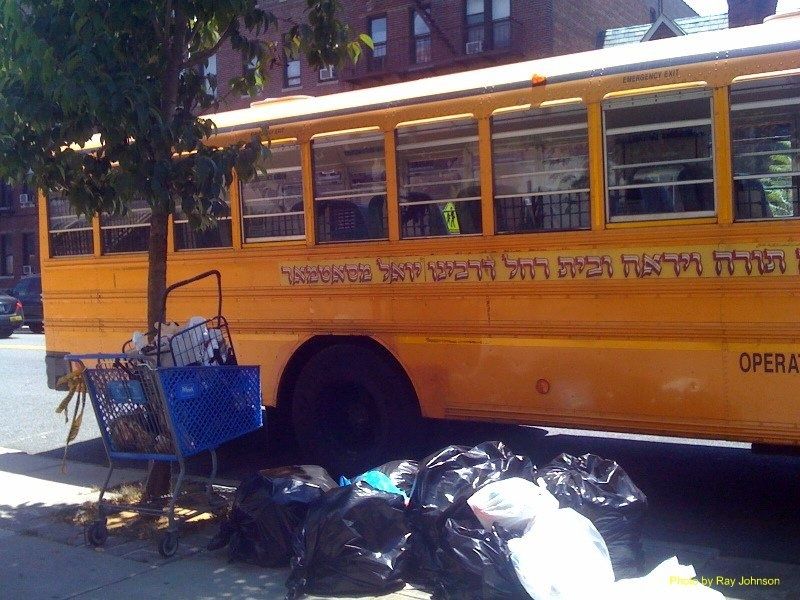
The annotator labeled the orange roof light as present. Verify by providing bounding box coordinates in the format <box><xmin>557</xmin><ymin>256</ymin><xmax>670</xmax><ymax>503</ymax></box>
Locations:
<box><xmin>531</xmin><ymin>73</ymin><xmax>547</xmax><ymax>86</ymax></box>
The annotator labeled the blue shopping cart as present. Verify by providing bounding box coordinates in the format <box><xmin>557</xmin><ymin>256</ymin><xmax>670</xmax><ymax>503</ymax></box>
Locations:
<box><xmin>67</xmin><ymin>270</ymin><xmax>262</xmax><ymax>557</ymax></box>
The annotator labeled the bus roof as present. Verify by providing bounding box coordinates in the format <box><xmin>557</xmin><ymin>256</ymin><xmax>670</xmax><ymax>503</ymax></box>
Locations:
<box><xmin>209</xmin><ymin>15</ymin><xmax>800</xmax><ymax>134</ymax></box>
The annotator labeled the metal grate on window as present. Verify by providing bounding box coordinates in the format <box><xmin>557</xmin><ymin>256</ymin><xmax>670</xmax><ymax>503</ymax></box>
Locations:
<box><xmin>100</xmin><ymin>197</ymin><xmax>150</xmax><ymax>254</ymax></box>
<box><xmin>240</xmin><ymin>143</ymin><xmax>305</xmax><ymax>242</ymax></box>
<box><xmin>312</xmin><ymin>131</ymin><xmax>387</xmax><ymax>243</ymax></box>
<box><xmin>396</xmin><ymin>118</ymin><xmax>482</xmax><ymax>238</ymax></box>
<box><xmin>730</xmin><ymin>74</ymin><xmax>800</xmax><ymax>221</ymax></box>
<box><xmin>47</xmin><ymin>192</ymin><xmax>94</xmax><ymax>257</ymax></box>
<box><xmin>492</xmin><ymin>104</ymin><xmax>589</xmax><ymax>234</ymax></box>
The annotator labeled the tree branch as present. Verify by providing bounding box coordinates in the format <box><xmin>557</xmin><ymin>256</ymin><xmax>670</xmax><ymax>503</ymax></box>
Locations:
<box><xmin>182</xmin><ymin>21</ymin><xmax>235</xmax><ymax>69</ymax></box>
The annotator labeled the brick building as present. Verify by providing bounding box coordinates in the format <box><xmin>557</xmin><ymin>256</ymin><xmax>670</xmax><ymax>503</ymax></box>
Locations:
<box><xmin>215</xmin><ymin>0</ymin><xmax>697</xmax><ymax>110</ymax></box>
<box><xmin>0</xmin><ymin>183</ymin><xmax>39</xmax><ymax>289</ymax></box>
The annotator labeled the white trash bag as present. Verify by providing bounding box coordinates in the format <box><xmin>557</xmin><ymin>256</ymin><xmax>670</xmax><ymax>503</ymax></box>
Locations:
<box><xmin>508</xmin><ymin>507</ymin><xmax>614</xmax><ymax>600</ymax></box>
<box><xmin>607</xmin><ymin>557</ymin><xmax>725</xmax><ymax>600</ymax></box>
<box><xmin>467</xmin><ymin>477</ymin><xmax>559</xmax><ymax>534</ymax></box>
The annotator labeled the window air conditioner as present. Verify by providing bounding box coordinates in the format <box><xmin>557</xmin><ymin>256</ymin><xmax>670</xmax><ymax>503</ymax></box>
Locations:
<box><xmin>465</xmin><ymin>40</ymin><xmax>483</xmax><ymax>55</ymax></box>
<box><xmin>18</xmin><ymin>193</ymin><xmax>31</xmax><ymax>207</ymax></box>
<box><xmin>22</xmin><ymin>265</ymin><xmax>32</xmax><ymax>275</ymax></box>
<box><xmin>319</xmin><ymin>66</ymin><xmax>335</xmax><ymax>81</ymax></box>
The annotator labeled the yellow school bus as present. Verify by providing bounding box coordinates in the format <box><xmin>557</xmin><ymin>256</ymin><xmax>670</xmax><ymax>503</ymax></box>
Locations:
<box><xmin>41</xmin><ymin>13</ymin><xmax>800</xmax><ymax>471</ymax></box>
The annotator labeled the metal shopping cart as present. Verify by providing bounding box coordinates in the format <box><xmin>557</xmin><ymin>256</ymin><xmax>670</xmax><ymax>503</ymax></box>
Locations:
<box><xmin>67</xmin><ymin>270</ymin><xmax>262</xmax><ymax>557</ymax></box>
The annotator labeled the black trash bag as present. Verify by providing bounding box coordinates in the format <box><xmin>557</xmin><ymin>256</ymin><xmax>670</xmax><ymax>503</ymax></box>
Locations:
<box><xmin>536</xmin><ymin>453</ymin><xmax>648</xmax><ymax>579</ymax></box>
<box><xmin>432</xmin><ymin>499</ymin><xmax>529</xmax><ymax>600</ymax></box>
<box><xmin>406</xmin><ymin>441</ymin><xmax>535</xmax><ymax>586</ymax></box>
<box><xmin>207</xmin><ymin>465</ymin><xmax>337</xmax><ymax>567</ymax></box>
<box><xmin>286</xmin><ymin>480</ymin><xmax>410</xmax><ymax>599</ymax></box>
<box><xmin>374</xmin><ymin>459</ymin><xmax>419</xmax><ymax>497</ymax></box>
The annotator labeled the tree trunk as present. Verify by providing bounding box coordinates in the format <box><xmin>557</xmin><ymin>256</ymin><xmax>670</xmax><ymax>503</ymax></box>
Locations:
<box><xmin>146</xmin><ymin>208</ymin><xmax>169</xmax><ymax>332</ymax></box>
<box><xmin>143</xmin><ymin>7</ymin><xmax>186</xmax><ymax>503</ymax></box>
<box><xmin>143</xmin><ymin>208</ymin><xmax>171</xmax><ymax>502</ymax></box>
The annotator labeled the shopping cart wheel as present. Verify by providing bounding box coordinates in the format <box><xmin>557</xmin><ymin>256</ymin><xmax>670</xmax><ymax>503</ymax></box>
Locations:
<box><xmin>158</xmin><ymin>531</ymin><xmax>179</xmax><ymax>558</ymax></box>
<box><xmin>86</xmin><ymin>520</ymin><xmax>108</xmax><ymax>547</ymax></box>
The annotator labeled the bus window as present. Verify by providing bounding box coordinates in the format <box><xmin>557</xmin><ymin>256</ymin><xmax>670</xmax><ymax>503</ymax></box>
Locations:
<box><xmin>46</xmin><ymin>192</ymin><xmax>93</xmax><ymax>257</ymax></box>
<box><xmin>396</xmin><ymin>118</ymin><xmax>481</xmax><ymax>238</ymax></box>
<box><xmin>312</xmin><ymin>131</ymin><xmax>387</xmax><ymax>243</ymax></box>
<box><xmin>100</xmin><ymin>196</ymin><xmax>150</xmax><ymax>254</ymax></box>
<box><xmin>240</xmin><ymin>143</ymin><xmax>304</xmax><ymax>242</ymax></box>
<box><xmin>491</xmin><ymin>104</ymin><xmax>589</xmax><ymax>233</ymax></box>
<box><xmin>174</xmin><ymin>193</ymin><xmax>232</xmax><ymax>250</ymax></box>
<box><xmin>604</xmin><ymin>91</ymin><xmax>715</xmax><ymax>221</ymax></box>
<box><xmin>730</xmin><ymin>75</ymin><xmax>800</xmax><ymax>220</ymax></box>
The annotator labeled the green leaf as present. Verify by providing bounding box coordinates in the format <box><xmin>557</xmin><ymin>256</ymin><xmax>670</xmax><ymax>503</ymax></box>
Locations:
<box><xmin>359</xmin><ymin>33</ymin><xmax>374</xmax><ymax>50</ymax></box>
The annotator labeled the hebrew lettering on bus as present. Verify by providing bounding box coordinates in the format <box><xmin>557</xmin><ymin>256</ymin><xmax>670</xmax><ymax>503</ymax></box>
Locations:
<box><xmin>557</xmin><ymin>255</ymin><xmax>613</xmax><ymax>279</ymax></box>
<box><xmin>502</xmin><ymin>254</ymin><xmax>551</xmax><ymax>280</ymax></box>
<box><xmin>427</xmin><ymin>258</ymin><xmax>496</xmax><ymax>282</ymax></box>
<box><xmin>713</xmin><ymin>249</ymin><xmax>786</xmax><ymax>277</ymax></box>
<box><xmin>622</xmin><ymin>252</ymin><xmax>703</xmax><ymax>278</ymax></box>
<box><xmin>281</xmin><ymin>263</ymin><xmax>373</xmax><ymax>285</ymax></box>
<box><xmin>377</xmin><ymin>258</ymin><xmax>422</xmax><ymax>283</ymax></box>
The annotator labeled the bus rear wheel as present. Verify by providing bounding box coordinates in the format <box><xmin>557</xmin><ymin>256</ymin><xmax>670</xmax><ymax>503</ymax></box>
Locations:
<box><xmin>291</xmin><ymin>343</ymin><xmax>420</xmax><ymax>476</ymax></box>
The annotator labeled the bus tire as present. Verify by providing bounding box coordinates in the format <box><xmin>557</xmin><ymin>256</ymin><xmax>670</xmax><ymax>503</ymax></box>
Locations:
<box><xmin>291</xmin><ymin>343</ymin><xmax>420</xmax><ymax>476</ymax></box>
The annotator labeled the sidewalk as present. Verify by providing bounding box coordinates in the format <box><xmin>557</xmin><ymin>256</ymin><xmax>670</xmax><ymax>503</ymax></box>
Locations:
<box><xmin>0</xmin><ymin>447</ymin><xmax>796</xmax><ymax>600</ymax></box>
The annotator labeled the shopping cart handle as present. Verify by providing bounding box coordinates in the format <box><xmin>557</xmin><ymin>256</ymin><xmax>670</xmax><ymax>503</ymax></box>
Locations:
<box><xmin>65</xmin><ymin>353</ymin><xmax>132</xmax><ymax>362</ymax></box>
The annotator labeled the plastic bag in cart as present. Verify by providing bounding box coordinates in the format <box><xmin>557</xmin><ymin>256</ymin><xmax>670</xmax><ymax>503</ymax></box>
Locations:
<box><xmin>286</xmin><ymin>480</ymin><xmax>409</xmax><ymax>599</ymax></box>
<box><xmin>207</xmin><ymin>465</ymin><xmax>336</xmax><ymax>567</ymax></box>
<box><xmin>406</xmin><ymin>441</ymin><xmax>535</xmax><ymax>586</ymax></box>
<box><xmin>536</xmin><ymin>453</ymin><xmax>648</xmax><ymax>580</ymax></box>
<box><xmin>508</xmin><ymin>507</ymin><xmax>615</xmax><ymax>600</ymax></box>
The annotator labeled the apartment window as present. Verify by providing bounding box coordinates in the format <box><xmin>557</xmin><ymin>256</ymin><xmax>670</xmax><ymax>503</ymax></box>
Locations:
<box><xmin>396</xmin><ymin>118</ymin><xmax>482</xmax><ymax>238</ymax></box>
<box><xmin>284</xmin><ymin>58</ymin><xmax>300</xmax><ymax>88</ymax></box>
<box><xmin>0</xmin><ymin>182</ymin><xmax>11</xmax><ymax>211</ymax></box>
<box><xmin>492</xmin><ymin>105</ymin><xmax>590</xmax><ymax>233</ymax></box>
<box><xmin>369</xmin><ymin>16</ymin><xmax>387</xmax><ymax>71</ymax></box>
<box><xmin>202</xmin><ymin>54</ymin><xmax>217</xmax><ymax>97</ymax></box>
<box><xmin>604</xmin><ymin>90</ymin><xmax>715</xmax><ymax>221</ymax></box>
<box><xmin>412</xmin><ymin>9</ymin><xmax>431</xmax><ymax>64</ymax></box>
<box><xmin>313</xmin><ymin>131</ymin><xmax>387</xmax><ymax>243</ymax></box>
<box><xmin>730</xmin><ymin>74</ymin><xmax>800</xmax><ymax>220</ymax></box>
<box><xmin>0</xmin><ymin>235</ymin><xmax>11</xmax><ymax>276</ymax></box>
<box><xmin>100</xmin><ymin>197</ymin><xmax>150</xmax><ymax>253</ymax></box>
<box><xmin>240</xmin><ymin>143</ymin><xmax>305</xmax><ymax>242</ymax></box>
<box><xmin>21</xmin><ymin>232</ymin><xmax>35</xmax><ymax>271</ymax></box>
<box><xmin>466</xmin><ymin>0</ymin><xmax>510</xmax><ymax>52</ymax></box>
<box><xmin>47</xmin><ymin>193</ymin><xmax>93</xmax><ymax>257</ymax></box>
<box><xmin>466</xmin><ymin>0</ymin><xmax>486</xmax><ymax>48</ymax></box>
<box><xmin>492</xmin><ymin>0</ymin><xmax>511</xmax><ymax>48</ymax></box>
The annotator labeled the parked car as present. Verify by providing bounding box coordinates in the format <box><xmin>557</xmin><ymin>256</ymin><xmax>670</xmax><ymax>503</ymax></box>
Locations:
<box><xmin>0</xmin><ymin>292</ymin><xmax>23</xmax><ymax>338</ymax></box>
<box><xmin>12</xmin><ymin>274</ymin><xmax>43</xmax><ymax>333</ymax></box>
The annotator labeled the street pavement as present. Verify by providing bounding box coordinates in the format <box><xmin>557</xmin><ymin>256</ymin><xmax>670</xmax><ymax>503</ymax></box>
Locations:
<box><xmin>1</xmin><ymin>446</ymin><xmax>799</xmax><ymax>599</ymax></box>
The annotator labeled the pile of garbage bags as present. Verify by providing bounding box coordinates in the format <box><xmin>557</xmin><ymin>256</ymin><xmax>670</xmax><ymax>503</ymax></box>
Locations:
<box><xmin>209</xmin><ymin>443</ymin><xmax>725</xmax><ymax>600</ymax></box>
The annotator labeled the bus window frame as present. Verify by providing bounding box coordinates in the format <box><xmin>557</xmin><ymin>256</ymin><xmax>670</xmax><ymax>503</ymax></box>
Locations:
<box><xmin>489</xmin><ymin>102</ymin><xmax>591</xmax><ymax>235</ymax></box>
<box><xmin>45</xmin><ymin>192</ymin><xmax>95</xmax><ymax>258</ymax></box>
<box><xmin>239</xmin><ymin>139</ymin><xmax>307</xmax><ymax>244</ymax></box>
<box><xmin>602</xmin><ymin>89</ymin><xmax>718</xmax><ymax>225</ymax></box>
<box><xmin>729</xmin><ymin>73</ymin><xmax>800</xmax><ymax>223</ymax></box>
<box><xmin>310</xmin><ymin>127</ymin><xmax>389</xmax><ymax>245</ymax></box>
<box><xmin>395</xmin><ymin>115</ymin><xmax>483</xmax><ymax>240</ymax></box>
